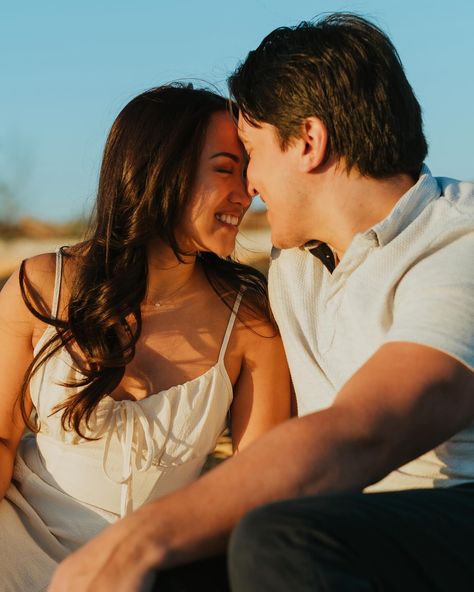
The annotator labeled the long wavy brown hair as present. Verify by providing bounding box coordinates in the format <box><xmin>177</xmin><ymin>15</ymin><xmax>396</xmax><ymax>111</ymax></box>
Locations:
<box><xmin>19</xmin><ymin>84</ymin><xmax>273</xmax><ymax>438</ymax></box>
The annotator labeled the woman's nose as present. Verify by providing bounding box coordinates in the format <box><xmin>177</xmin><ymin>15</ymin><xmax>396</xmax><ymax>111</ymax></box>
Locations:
<box><xmin>230</xmin><ymin>181</ymin><xmax>253</xmax><ymax>207</ymax></box>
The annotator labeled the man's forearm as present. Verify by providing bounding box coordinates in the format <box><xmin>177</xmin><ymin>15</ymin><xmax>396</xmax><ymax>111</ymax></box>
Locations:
<box><xmin>53</xmin><ymin>365</ymin><xmax>463</xmax><ymax>592</ymax></box>
<box><xmin>61</xmin><ymin>343</ymin><xmax>474</xmax><ymax>585</ymax></box>
<box><xmin>121</xmin><ymin>406</ymin><xmax>381</xmax><ymax>572</ymax></box>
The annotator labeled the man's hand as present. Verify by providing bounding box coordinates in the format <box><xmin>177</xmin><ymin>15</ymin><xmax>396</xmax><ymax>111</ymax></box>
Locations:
<box><xmin>48</xmin><ymin>511</ymin><xmax>161</xmax><ymax>592</ymax></box>
<box><xmin>48</xmin><ymin>552</ymin><xmax>144</xmax><ymax>592</ymax></box>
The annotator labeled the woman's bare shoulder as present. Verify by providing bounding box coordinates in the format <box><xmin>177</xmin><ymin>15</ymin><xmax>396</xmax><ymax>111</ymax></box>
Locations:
<box><xmin>228</xmin><ymin>299</ymin><xmax>281</xmax><ymax>377</ymax></box>
<box><xmin>1</xmin><ymin>244</ymin><xmax>83</xmax><ymax>323</ymax></box>
<box><xmin>237</xmin><ymin>290</ymin><xmax>278</xmax><ymax>339</ymax></box>
<box><xmin>0</xmin><ymin>252</ymin><xmax>58</xmax><ymax>338</ymax></box>
<box><xmin>21</xmin><ymin>251</ymin><xmax>60</xmax><ymax>317</ymax></box>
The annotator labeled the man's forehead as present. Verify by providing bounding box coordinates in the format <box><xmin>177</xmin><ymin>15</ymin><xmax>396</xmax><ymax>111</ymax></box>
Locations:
<box><xmin>237</xmin><ymin>114</ymin><xmax>264</xmax><ymax>142</ymax></box>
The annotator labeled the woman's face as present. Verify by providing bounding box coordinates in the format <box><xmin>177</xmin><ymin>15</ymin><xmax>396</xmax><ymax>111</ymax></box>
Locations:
<box><xmin>179</xmin><ymin>111</ymin><xmax>251</xmax><ymax>257</ymax></box>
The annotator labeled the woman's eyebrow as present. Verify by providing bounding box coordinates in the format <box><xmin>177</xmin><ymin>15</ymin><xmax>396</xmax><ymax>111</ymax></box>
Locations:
<box><xmin>209</xmin><ymin>151</ymin><xmax>240</xmax><ymax>162</ymax></box>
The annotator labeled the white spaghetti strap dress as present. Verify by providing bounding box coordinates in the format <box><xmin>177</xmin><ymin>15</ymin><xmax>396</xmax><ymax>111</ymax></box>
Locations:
<box><xmin>0</xmin><ymin>248</ymin><xmax>242</xmax><ymax>591</ymax></box>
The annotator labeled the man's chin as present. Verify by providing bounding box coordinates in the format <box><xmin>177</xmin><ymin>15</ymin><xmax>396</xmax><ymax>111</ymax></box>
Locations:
<box><xmin>271</xmin><ymin>234</ymin><xmax>298</xmax><ymax>250</ymax></box>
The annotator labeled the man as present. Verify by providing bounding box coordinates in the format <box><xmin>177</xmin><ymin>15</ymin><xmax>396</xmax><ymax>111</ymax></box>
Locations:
<box><xmin>49</xmin><ymin>13</ymin><xmax>474</xmax><ymax>591</ymax></box>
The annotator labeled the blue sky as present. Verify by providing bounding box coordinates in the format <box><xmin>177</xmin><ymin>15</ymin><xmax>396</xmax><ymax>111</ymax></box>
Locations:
<box><xmin>1</xmin><ymin>0</ymin><xmax>473</xmax><ymax>222</ymax></box>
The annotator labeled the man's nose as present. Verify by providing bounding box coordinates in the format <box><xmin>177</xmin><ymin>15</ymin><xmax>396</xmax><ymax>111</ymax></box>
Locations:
<box><xmin>244</xmin><ymin>167</ymin><xmax>259</xmax><ymax>201</ymax></box>
<box><xmin>246</xmin><ymin>179</ymin><xmax>259</xmax><ymax>200</ymax></box>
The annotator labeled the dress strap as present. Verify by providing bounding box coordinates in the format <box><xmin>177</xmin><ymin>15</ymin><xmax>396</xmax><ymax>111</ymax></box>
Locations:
<box><xmin>51</xmin><ymin>247</ymin><xmax>64</xmax><ymax>320</ymax></box>
<box><xmin>218</xmin><ymin>290</ymin><xmax>244</xmax><ymax>363</ymax></box>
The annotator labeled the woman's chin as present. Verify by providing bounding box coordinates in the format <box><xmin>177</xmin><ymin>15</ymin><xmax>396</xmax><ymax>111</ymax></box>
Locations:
<box><xmin>202</xmin><ymin>241</ymin><xmax>235</xmax><ymax>259</ymax></box>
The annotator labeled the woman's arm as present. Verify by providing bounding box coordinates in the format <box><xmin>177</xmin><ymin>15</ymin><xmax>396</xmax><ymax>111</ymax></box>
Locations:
<box><xmin>230</xmin><ymin>319</ymin><xmax>291</xmax><ymax>452</ymax></box>
<box><xmin>0</xmin><ymin>255</ymin><xmax>54</xmax><ymax>499</ymax></box>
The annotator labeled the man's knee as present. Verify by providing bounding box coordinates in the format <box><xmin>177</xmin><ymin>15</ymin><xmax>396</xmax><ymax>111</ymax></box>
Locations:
<box><xmin>229</xmin><ymin>498</ymin><xmax>371</xmax><ymax>591</ymax></box>
<box><xmin>229</xmin><ymin>496</ymin><xmax>343</xmax><ymax>568</ymax></box>
<box><xmin>228</xmin><ymin>503</ymin><xmax>291</xmax><ymax>590</ymax></box>
<box><xmin>228</xmin><ymin>499</ymin><xmax>328</xmax><ymax>590</ymax></box>
<box><xmin>229</xmin><ymin>503</ymin><xmax>281</xmax><ymax>568</ymax></box>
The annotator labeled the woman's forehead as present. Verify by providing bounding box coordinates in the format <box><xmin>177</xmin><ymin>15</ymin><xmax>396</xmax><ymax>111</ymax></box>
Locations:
<box><xmin>202</xmin><ymin>112</ymin><xmax>243</xmax><ymax>157</ymax></box>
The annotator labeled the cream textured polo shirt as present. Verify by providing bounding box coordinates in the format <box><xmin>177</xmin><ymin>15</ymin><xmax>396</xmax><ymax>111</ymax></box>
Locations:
<box><xmin>269</xmin><ymin>165</ymin><xmax>474</xmax><ymax>490</ymax></box>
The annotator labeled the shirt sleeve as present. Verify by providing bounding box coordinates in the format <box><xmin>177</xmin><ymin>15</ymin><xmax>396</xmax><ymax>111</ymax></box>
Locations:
<box><xmin>384</xmin><ymin>231</ymin><xmax>474</xmax><ymax>371</ymax></box>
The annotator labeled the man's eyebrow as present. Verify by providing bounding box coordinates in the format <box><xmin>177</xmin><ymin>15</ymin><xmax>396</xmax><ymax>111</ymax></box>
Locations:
<box><xmin>209</xmin><ymin>151</ymin><xmax>240</xmax><ymax>162</ymax></box>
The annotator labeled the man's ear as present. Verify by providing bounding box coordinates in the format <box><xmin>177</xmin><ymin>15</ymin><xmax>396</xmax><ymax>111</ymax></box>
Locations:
<box><xmin>298</xmin><ymin>117</ymin><xmax>327</xmax><ymax>172</ymax></box>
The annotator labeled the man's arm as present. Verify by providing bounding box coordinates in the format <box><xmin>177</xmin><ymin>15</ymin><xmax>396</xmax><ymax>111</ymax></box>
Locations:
<box><xmin>49</xmin><ymin>341</ymin><xmax>474</xmax><ymax>591</ymax></box>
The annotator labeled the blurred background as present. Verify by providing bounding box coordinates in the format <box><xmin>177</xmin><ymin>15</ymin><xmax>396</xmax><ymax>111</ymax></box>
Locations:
<box><xmin>1</xmin><ymin>0</ymin><xmax>473</xmax><ymax>286</ymax></box>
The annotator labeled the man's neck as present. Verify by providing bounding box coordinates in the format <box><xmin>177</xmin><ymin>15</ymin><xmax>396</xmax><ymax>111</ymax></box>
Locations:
<box><xmin>308</xmin><ymin>168</ymin><xmax>417</xmax><ymax>259</ymax></box>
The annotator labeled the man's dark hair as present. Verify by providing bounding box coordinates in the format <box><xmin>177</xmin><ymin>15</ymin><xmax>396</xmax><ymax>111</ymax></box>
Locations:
<box><xmin>229</xmin><ymin>13</ymin><xmax>428</xmax><ymax>179</ymax></box>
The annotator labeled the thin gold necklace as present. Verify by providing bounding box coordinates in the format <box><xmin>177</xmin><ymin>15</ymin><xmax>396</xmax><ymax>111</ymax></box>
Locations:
<box><xmin>143</xmin><ymin>276</ymin><xmax>195</xmax><ymax>308</ymax></box>
<box><xmin>143</xmin><ymin>289</ymin><xmax>186</xmax><ymax>308</ymax></box>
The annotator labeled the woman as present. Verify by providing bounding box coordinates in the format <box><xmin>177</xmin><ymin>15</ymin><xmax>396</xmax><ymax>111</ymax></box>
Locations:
<box><xmin>0</xmin><ymin>84</ymin><xmax>290</xmax><ymax>591</ymax></box>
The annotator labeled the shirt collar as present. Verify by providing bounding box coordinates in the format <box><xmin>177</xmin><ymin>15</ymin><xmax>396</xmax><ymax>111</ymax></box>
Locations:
<box><xmin>303</xmin><ymin>241</ymin><xmax>337</xmax><ymax>273</ymax></box>
<box><xmin>370</xmin><ymin>164</ymin><xmax>441</xmax><ymax>247</ymax></box>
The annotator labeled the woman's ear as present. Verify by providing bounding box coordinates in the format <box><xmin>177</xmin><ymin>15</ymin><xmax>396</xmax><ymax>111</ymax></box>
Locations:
<box><xmin>298</xmin><ymin>117</ymin><xmax>328</xmax><ymax>173</ymax></box>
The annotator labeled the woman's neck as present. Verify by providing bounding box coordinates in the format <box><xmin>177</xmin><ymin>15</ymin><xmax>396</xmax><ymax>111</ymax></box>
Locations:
<box><xmin>145</xmin><ymin>239</ymin><xmax>201</xmax><ymax>305</ymax></box>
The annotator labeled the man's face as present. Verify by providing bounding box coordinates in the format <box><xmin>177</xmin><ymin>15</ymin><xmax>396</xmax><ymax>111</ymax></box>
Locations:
<box><xmin>238</xmin><ymin>114</ymin><xmax>307</xmax><ymax>249</ymax></box>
